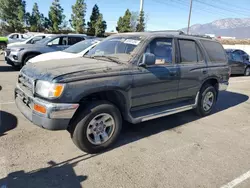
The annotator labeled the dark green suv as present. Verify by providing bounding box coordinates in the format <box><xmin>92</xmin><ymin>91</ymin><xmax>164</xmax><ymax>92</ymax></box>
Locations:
<box><xmin>15</xmin><ymin>31</ymin><xmax>230</xmax><ymax>153</ymax></box>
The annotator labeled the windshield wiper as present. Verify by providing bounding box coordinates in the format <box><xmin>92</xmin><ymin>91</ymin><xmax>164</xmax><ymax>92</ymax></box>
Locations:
<box><xmin>90</xmin><ymin>55</ymin><xmax>124</xmax><ymax>64</ymax></box>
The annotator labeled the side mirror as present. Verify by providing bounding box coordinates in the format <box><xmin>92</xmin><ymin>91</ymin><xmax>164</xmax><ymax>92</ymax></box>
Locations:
<box><xmin>245</xmin><ymin>55</ymin><xmax>249</xmax><ymax>61</ymax></box>
<box><xmin>139</xmin><ymin>53</ymin><xmax>156</xmax><ymax>67</ymax></box>
<box><xmin>47</xmin><ymin>42</ymin><xmax>52</xmax><ymax>46</ymax></box>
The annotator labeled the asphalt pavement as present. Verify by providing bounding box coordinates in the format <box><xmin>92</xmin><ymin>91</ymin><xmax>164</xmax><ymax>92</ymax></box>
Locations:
<box><xmin>1</xmin><ymin>55</ymin><xmax>250</xmax><ymax>188</ymax></box>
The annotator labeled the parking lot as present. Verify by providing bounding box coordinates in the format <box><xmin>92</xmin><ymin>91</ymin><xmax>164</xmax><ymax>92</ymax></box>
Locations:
<box><xmin>1</xmin><ymin>54</ymin><xmax>250</xmax><ymax>188</ymax></box>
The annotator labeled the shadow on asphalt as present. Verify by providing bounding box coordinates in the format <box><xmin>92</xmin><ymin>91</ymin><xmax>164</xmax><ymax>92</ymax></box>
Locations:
<box><xmin>0</xmin><ymin>65</ymin><xmax>18</xmax><ymax>72</ymax></box>
<box><xmin>115</xmin><ymin>91</ymin><xmax>249</xmax><ymax>149</ymax></box>
<box><xmin>0</xmin><ymin>91</ymin><xmax>248</xmax><ymax>188</ymax></box>
<box><xmin>0</xmin><ymin>111</ymin><xmax>18</xmax><ymax>137</ymax></box>
<box><xmin>0</xmin><ymin>154</ymin><xmax>97</xmax><ymax>188</ymax></box>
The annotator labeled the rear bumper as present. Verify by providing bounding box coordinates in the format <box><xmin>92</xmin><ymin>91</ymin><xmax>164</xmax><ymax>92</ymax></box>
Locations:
<box><xmin>219</xmin><ymin>81</ymin><xmax>228</xmax><ymax>91</ymax></box>
<box><xmin>15</xmin><ymin>84</ymin><xmax>79</xmax><ymax>130</ymax></box>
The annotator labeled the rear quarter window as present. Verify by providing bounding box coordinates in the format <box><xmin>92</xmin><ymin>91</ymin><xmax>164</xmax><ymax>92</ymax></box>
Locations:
<box><xmin>201</xmin><ymin>40</ymin><xmax>227</xmax><ymax>63</ymax></box>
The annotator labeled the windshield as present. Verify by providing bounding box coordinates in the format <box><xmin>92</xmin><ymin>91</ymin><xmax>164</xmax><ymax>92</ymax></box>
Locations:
<box><xmin>63</xmin><ymin>39</ymin><xmax>100</xmax><ymax>54</ymax></box>
<box><xmin>87</xmin><ymin>36</ymin><xmax>143</xmax><ymax>58</ymax></box>
<box><xmin>36</xmin><ymin>36</ymin><xmax>54</xmax><ymax>44</ymax></box>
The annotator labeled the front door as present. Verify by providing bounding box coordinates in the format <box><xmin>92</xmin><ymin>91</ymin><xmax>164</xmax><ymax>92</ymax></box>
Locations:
<box><xmin>177</xmin><ymin>39</ymin><xmax>207</xmax><ymax>99</ymax></box>
<box><xmin>131</xmin><ymin>37</ymin><xmax>179</xmax><ymax>109</ymax></box>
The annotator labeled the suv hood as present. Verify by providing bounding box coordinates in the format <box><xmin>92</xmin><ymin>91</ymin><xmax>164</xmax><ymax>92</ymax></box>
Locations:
<box><xmin>21</xmin><ymin>57</ymin><xmax>132</xmax><ymax>82</ymax></box>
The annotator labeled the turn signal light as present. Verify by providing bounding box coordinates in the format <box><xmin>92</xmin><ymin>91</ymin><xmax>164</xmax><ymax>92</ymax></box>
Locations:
<box><xmin>54</xmin><ymin>85</ymin><xmax>64</xmax><ymax>97</ymax></box>
<box><xmin>34</xmin><ymin>104</ymin><xmax>47</xmax><ymax>114</ymax></box>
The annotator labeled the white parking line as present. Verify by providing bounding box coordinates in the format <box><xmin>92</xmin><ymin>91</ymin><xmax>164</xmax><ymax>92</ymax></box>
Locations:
<box><xmin>220</xmin><ymin>170</ymin><xmax>250</xmax><ymax>188</ymax></box>
<box><xmin>0</xmin><ymin>101</ymin><xmax>15</xmax><ymax>105</ymax></box>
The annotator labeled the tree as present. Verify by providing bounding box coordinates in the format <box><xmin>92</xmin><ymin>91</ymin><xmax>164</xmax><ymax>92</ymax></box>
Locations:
<box><xmin>29</xmin><ymin>3</ymin><xmax>42</xmax><ymax>32</ymax></box>
<box><xmin>136</xmin><ymin>11</ymin><xmax>145</xmax><ymax>32</ymax></box>
<box><xmin>48</xmin><ymin>0</ymin><xmax>65</xmax><ymax>33</ymax></box>
<box><xmin>0</xmin><ymin>0</ymin><xmax>26</xmax><ymax>32</ymax></box>
<box><xmin>116</xmin><ymin>9</ymin><xmax>132</xmax><ymax>33</ymax></box>
<box><xmin>87</xmin><ymin>4</ymin><xmax>100</xmax><ymax>36</ymax></box>
<box><xmin>71</xmin><ymin>0</ymin><xmax>86</xmax><ymax>33</ymax></box>
<box><xmin>95</xmin><ymin>14</ymin><xmax>107</xmax><ymax>37</ymax></box>
<box><xmin>42</xmin><ymin>15</ymin><xmax>52</xmax><ymax>31</ymax></box>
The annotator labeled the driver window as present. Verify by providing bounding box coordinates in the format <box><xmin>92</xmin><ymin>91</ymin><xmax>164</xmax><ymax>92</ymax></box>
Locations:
<box><xmin>145</xmin><ymin>38</ymin><xmax>173</xmax><ymax>64</ymax></box>
<box><xmin>232</xmin><ymin>52</ymin><xmax>243</xmax><ymax>62</ymax></box>
<box><xmin>10</xmin><ymin>34</ymin><xmax>19</xmax><ymax>39</ymax></box>
<box><xmin>49</xmin><ymin>37</ymin><xmax>60</xmax><ymax>45</ymax></box>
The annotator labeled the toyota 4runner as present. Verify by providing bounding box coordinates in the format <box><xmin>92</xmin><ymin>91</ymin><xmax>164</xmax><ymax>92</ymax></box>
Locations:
<box><xmin>15</xmin><ymin>31</ymin><xmax>230</xmax><ymax>153</ymax></box>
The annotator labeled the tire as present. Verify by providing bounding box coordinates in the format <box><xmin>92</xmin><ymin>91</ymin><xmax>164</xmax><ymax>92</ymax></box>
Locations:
<box><xmin>195</xmin><ymin>84</ymin><xmax>217</xmax><ymax>117</ymax></box>
<box><xmin>70</xmin><ymin>101</ymin><xmax>122</xmax><ymax>154</ymax></box>
<box><xmin>244</xmin><ymin>67</ymin><xmax>250</xmax><ymax>76</ymax></box>
<box><xmin>23</xmin><ymin>54</ymin><xmax>37</xmax><ymax>67</ymax></box>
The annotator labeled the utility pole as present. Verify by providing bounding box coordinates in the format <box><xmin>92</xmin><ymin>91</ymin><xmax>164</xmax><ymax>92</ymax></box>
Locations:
<box><xmin>140</xmin><ymin>0</ymin><xmax>144</xmax><ymax>12</ymax></box>
<box><xmin>187</xmin><ymin>0</ymin><xmax>193</xmax><ymax>34</ymax></box>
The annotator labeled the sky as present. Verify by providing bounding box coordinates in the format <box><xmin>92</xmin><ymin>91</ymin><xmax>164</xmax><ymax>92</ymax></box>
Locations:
<box><xmin>26</xmin><ymin>0</ymin><xmax>250</xmax><ymax>32</ymax></box>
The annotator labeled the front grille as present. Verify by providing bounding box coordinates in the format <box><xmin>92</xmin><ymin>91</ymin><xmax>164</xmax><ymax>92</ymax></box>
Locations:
<box><xmin>15</xmin><ymin>89</ymin><xmax>33</xmax><ymax>110</ymax></box>
<box><xmin>18</xmin><ymin>73</ymin><xmax>34</xmax><ymax>96</ymax></box>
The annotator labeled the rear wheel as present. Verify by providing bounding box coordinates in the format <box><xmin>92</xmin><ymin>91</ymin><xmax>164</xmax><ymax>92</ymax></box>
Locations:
<box><xmin>70</xmin><ymin>101</ymin><xmax>122</xmax><ymax>154</ymax></box>
<box><xmin>244</xmin><ymin>67</ymin><xmax>250</xmax><ymax>76</ymax></box>
<box><xmin>195</xmin><ymin>84</ymin><xmax>217</xmax><ymax>117</ymax></box>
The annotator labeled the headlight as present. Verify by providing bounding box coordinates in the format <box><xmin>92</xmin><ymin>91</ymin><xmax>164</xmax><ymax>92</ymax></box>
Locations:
<box><xmin>11</xmin><ymin>48</ymin><xmax>24</xmax><ymax>52</ymax></box>
<box><xmin>35</xmin><ymin>80</ymin><xmax>65</xmax><ymax>98</ymax></box>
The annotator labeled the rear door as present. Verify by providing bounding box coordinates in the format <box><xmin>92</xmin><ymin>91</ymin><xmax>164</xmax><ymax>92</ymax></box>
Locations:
<box><xmin>177</xmin><ymin>38</ymin><xmax>206</xmax><ymax>100</ymax></box>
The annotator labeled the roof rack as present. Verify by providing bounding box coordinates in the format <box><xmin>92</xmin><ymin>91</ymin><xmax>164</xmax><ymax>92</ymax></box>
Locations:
<box><xmin>187</xmin><ymin>34</ymin><xmax>213</xmax><ymax>39</ymax></box>
<box><xmin>147</xmin><ymin>30</ymin><xmax>213</xmax><ymax>39</ymax></box>
<box><xmin>148</xmin><ymin>30</ymin><xmax>185</xmax><ymax>35</ymax></box>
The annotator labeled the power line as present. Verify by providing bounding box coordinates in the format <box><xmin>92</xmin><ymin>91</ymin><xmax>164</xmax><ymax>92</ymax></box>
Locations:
<box><xmin>152</xmin><ymin>0</ymin><xmax>231</xmax><ymax>17</ymax></box>
<box><xmin>208</xmin><ymin>0</ymin><xmax>250</xmax><ymax>13</ymax></box>
<box><xmin>195</xmin><ymin>0</ymin><xmax>250</xmax><ymax>17</ymax></box>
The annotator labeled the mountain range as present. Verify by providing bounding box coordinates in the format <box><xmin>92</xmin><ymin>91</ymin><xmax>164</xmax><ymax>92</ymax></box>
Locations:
<box><xmin>181</xmin><ymin>18</ymin><xmax>250</xmax><ymax>39</ymax></box>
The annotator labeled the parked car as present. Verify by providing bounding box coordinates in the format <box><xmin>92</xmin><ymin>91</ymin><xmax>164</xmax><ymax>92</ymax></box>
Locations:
<box><xmin>7</xmin><ymin>34</ymin><xmax>53</xmax><ymax>47</ymax></box>
<box><xmin>5</xmin><ymin>34</ymin><xmax>90</xmax><ymax>69</ymax></box>
<box><xmin>28</xmin><ymin>38</ymin><xmax>102</xmax><ymax>63</ymax></box>
<box><xmin>15</xmin><ymin>31</ymin><xmax>230</xmax><ymax>153</ymax></box>
<box><xmin>7</xmin><ymin>33</ymin><xmax>31</xmax><ymax>44</ymax></box>
<box><xmin>225</xmin><ymin>49</ymin><xmax>250</xmax><ymax>76</ymax></box>
<box><xmin>0</xmin><ymin>36</ymin><xmax>8</xmax><ymax>50</ymax></box>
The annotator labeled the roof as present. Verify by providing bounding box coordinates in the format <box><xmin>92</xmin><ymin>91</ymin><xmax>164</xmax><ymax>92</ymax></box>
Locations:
<box><xmin>111</xmin><ymin>31</ymin><xmax>214</xmax><ymax>41</ymax></box>
<box><xmin>225</xmin><ymin>49</ymin><xmax>245</xmax><ymax>53</ymax></box>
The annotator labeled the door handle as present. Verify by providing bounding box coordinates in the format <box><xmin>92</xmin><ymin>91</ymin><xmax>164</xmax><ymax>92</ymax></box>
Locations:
<box><xmin>202</xmin><ymin>69</ymin><xmax>208</xmax><ymax>74</ymax></box>
<box><xmin>169</xmin><ymin>70</ymin><xmax>177</xmax><ymax>76</ymax></box>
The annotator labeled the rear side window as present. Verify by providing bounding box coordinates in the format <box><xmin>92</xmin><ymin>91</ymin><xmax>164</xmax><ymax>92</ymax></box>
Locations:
<box><xmin>68</xmin><ymin>37</ymin><xmax>84</xmax><ymax>45</ymax></box>
<box><xmin>178</xmin><ymin>40</ymin><xmax>203</xmax><ymax>63</ymax></box>
<box><xmin>201</xmin><ymin>40</ymin><xmax>227</xmax><ymax>63</ymax></box>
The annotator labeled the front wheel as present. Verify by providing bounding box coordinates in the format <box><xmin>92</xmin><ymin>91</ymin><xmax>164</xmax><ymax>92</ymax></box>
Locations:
<box><xmin>244</xmin><ymin>67</ymin><xmax>250</xmax><ymax>76</ymax></box>
<box><xmin>195</xmin><ymin>84</ymin><xmax>217</xmax><ymax>117</ymax></box>
<box><xmin>23</xmin><ymin>54</ymin><xmax>37</xmax><ymax>67</ymax></box>
<box><xmin>70</xmin><ymin>101</ymin><xmax>122</xmax><ymax>154</ymax></box>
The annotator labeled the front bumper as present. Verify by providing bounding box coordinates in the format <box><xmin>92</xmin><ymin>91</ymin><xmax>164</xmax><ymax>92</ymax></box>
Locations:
<box><xmin>5</xmin><ymin>51</ymin><xmax>22</xmax><ymax>66</ymax></box>
<box><xmin>15</xmin><ymin>84</ymin><xmax>79</xmax><ymax>130</ymax></box>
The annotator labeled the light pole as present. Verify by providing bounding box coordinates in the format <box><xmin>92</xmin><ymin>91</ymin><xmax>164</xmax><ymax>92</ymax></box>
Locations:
<box><xmin>140</xmin><ymin>0</ymin><xmax>144</xmax><ymax>12</ymax></box>
<box><xmin>187</xmin><ymin>0</ymin><xmax>193</xmax><ymax>34</ymax></box>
